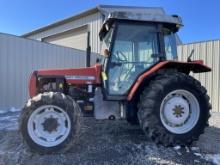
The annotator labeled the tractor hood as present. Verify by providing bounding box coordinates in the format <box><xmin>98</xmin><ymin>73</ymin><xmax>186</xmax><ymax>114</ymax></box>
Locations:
<box><xmin>35</xmin><ymin>64</ymin><xmax>102</xmax><ymax>84</ymax></box>
<box><xmin>29</xmin><ymin>64</ymin><xmax>102</xmax><ymax>97</ymax></box>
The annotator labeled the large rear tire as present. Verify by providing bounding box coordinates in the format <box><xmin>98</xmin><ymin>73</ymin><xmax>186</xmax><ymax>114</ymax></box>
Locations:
<box><xmin>19</xmin><ymin>92</ymin><xmax>81</xmax><ymax>154</ymax></box>
<box><xmin>138</xmin><ymin>70</ymin><xmax>211</xmax><ymax>146</ymax></box>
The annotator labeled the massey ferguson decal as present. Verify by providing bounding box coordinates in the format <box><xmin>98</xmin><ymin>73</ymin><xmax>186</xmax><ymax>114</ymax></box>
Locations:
<box><xmin>65</xmin><ymin>75</ymin><xmax>96</xmax><ymax>81</ymax></box>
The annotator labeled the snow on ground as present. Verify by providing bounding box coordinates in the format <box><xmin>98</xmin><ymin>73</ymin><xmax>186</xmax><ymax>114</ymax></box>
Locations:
<box><xmin>0</xmin><ymin>110</ymin><xmax>6</xmax><ymax>114</ymax></box>
<box><xmin>0</xmin><ymin>108</ymin><xmax>20</xmax><ymax>130</ymax></box>
<box><xmin>9</xmin><ymin>107</ymin><xmax>21</xmax><ymax>112</ymax></box>
<box><xmin>205</xmin><ymin>154</ymin><xmax>220</xmax><ymax>165</ymax></box>
<box><xmin>0</xmin><ymin>107</ymin><xmax>21</xmax><ymax>114</ymax></box>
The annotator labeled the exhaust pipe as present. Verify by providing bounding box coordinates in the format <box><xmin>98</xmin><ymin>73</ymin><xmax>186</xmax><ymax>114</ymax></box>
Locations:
<box><xmin>86</xmin><ymin>31</ymin><xmax>91</xmax><ymax>67</ymax></box>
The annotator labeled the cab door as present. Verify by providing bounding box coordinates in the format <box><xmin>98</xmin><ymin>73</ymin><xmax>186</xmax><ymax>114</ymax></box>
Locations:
<box><xmin>106</xmin><ymin>22</ymin><xmax>160</xmax><ymax>96</ymax></box>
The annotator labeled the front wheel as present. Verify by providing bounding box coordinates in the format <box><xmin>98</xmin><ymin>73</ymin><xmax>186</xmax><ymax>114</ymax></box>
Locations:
<box><xmin>138</xmin><ymin>70</ymin><xmax>211</xmax><ymax>146</ymax></box>
<box><xmin>19</xmin><ymin>92</ymin><xmax>81</xmax><ymax>154</ymax></box>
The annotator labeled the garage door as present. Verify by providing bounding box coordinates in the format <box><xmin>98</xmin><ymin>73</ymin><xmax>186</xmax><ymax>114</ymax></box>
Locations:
<box><xmin>42</xmin><ymin>25</ymin><xmax>88</xmax><ymax>50</ymax></box>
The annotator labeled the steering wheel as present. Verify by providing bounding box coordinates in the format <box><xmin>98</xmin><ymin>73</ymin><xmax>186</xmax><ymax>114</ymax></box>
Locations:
<box><xmin>114</xmin><ymin>51</ymin><xmax>128</xmax><ymax>62</ymax></box>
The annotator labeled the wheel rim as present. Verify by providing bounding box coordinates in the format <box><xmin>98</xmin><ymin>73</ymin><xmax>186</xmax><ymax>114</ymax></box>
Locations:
<box><xmin>160</xmin><ymin>89</ymin><xmax>200</xmax><ymax>134</ymax></box>
<box><xmin>27</xmin><ymin>105</ymin><xmax>71</xmax><ymax>147</ymax></box>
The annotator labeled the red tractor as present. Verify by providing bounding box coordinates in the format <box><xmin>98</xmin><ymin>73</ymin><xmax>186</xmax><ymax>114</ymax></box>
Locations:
<box><xmin>20</xmin><ymin>11</ymin><xmax>211</xmax><ymax>154</ymax></box>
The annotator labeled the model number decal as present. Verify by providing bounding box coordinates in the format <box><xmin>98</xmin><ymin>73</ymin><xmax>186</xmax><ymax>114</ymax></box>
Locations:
<box><xmin>65</xmin><ymin>76</ymin><xmax>95</xmax><ymax>81</ymax></box>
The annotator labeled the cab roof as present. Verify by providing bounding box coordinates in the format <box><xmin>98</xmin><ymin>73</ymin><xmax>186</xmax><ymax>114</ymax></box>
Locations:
<box><xmin>100</xmin><ymin>10</ymin><xmax>183</xmax><ymax>40</ymax></box>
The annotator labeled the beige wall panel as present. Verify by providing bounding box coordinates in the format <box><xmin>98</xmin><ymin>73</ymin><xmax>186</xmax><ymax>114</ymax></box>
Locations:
<box><xmin>43</xmin><ymin>26</ymin><xmax>88</xmax><ymax>50</ymax></box>
<box><xmin>27</xmin><ymin>12</ymin><xmax>103</xmax><ymax>53</ymax></box>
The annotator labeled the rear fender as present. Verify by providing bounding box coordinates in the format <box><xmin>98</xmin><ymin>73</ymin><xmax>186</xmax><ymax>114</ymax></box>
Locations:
<box><xmin>127</xmin><ymin>60</ymin><xmax>211</xmax><ymax>101</ymax></box>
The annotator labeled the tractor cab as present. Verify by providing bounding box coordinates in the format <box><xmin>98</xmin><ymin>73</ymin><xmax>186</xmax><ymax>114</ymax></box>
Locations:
<box><xmin>99</xmin><ymin>11</ymin><xmax>183</xmax><ymax>99</ymax></box>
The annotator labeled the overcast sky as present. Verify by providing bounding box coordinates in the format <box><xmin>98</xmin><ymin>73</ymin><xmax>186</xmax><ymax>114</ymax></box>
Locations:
<box><xmin>0</xmin><ymin>0</ymin><xmax>219</xmax><ymax>43</ymax></box>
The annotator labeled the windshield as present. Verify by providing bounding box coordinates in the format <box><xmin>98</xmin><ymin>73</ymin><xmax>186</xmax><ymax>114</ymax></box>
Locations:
<box><xmin>107</xmin><ymin>22</ymin><xmax>159</xmax><ymax>95</ymax></box>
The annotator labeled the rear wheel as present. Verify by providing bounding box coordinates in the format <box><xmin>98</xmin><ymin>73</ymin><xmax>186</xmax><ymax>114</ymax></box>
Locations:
<box><xmin>20</xmin><ymin>92</ymin><xmax>81</xmax><ymax>154</ymax></box>
<box><xmin>138</xmin><ymin>70</ymin><xmax>211</xmax><ymax>146</ymax></box>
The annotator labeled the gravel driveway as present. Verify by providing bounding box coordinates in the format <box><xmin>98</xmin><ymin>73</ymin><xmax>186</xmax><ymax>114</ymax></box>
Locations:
<box><xmin>0</xmin><ymin>111</ymin><xmax>219</xmax><ymax>165</ymax></box>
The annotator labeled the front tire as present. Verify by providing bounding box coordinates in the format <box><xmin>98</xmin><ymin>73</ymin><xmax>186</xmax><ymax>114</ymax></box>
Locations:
<box><xmin>138</xmin><ymin>70</ymin><xmax>211</xmax><ymax>146</ymax></box>
<box><xmin>19</xmin><ymin>92</ymin><xmax>81</xmax><ymax>154</ymax></box>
